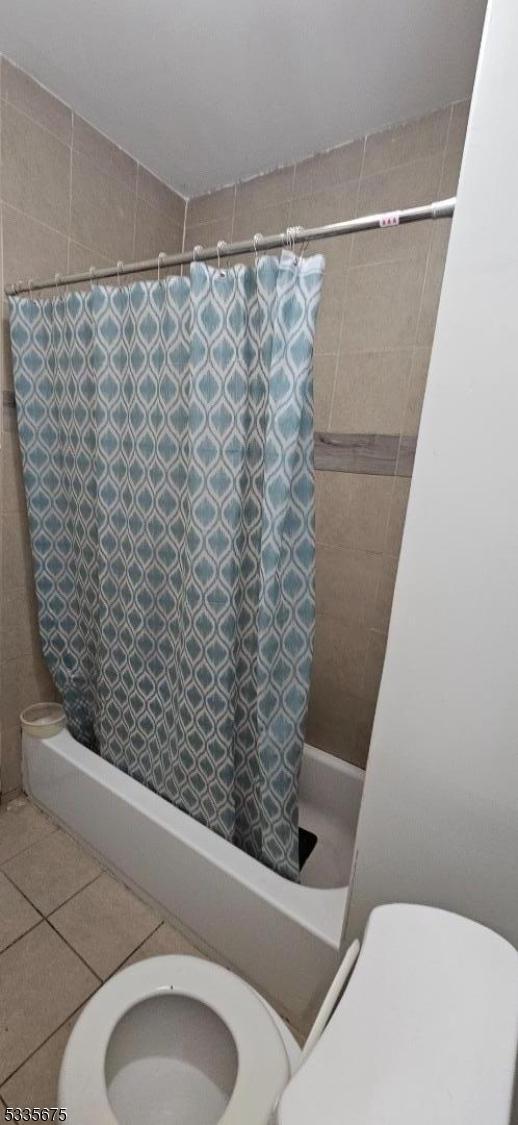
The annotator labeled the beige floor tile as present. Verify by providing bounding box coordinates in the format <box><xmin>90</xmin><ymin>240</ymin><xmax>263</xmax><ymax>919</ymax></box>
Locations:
<box><xmin>0</xmin><ymin>798</ymin><xmax>56</xmax><ymax>865</ymax></box>
<box><xmin>3</xmin><ymin>830</ymin><xmax>101</xmax><ymax>916</ymax></box>
<box><xmin>50</xmin><ymin>873</ymin><xmax>160</xmax><ymax>980</ymax></box>
<box><xmin>123</xmin><ymin>921</ymin><xmax>206</xmax><ymax>969</ymax></box>
<box><xmin>0</xmin><ymin>873</ymin><xmax>40</xmax><ymax>953</ymax></box>
<box><xmin>0</xmin><ymin>1009</ymin><xmax>83</xmax><ymax>1109</ymax></box>
<box><xmin>0</xmin><ymin>922</ymin><xmax>97</xmax><ymax>1083</ymax></box>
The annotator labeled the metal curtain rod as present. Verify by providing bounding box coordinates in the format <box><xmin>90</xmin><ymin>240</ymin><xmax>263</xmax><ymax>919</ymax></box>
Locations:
<box><xmin>4</xmin><ymin>197</ymin><xmax>455</xmax><ymax>297</ymax></box>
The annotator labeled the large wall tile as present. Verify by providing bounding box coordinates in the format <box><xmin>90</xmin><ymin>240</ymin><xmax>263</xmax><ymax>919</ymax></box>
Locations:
<box><xmin>184</xmin><ymin>217</ymin><xmax>233</xmax><ymax>254</ymax></box>
<box><xmin>2</xmin><ymin>587</ymin><xmax>38</xmax><ymax>663</ymax></box>
<box><xmin>440</xmin><ymin>100</ymin><xmax>470</xmax><ymax>197</ymax></box>
<box><xmin>1</xmin><ymin>650</ymin><xmax>54</xmax><ymax>731</ymax></box>
<box><xmin>133</xmin><ymin>196</ymin><xmax>183</xmax><ymax>260</ymax></box>
<box><xmin>1</xmin><ymin>58</ymin><xmax>72</xmax><ymax>144</ymax></box>
<box><xmin>73</xmin><ymin>115</ymin><xmax>137</xmax><ymax>190</ymax></box>
<box><xmin>1</xmin><ymin>103</ymin><xmax>70</xmax><ymax>234</ymax></box>
<box><xmin>362</xmin><ymin>628</ymin><xmax>388</xmax><ymax>700</ymax></box>
<box><xmin>313</xmin><ymin>353</ymin><xmax>337</xmax><ymax>431</ymax></box>
<box><xmin>70</xmin><ymin>149</ymin><xmax>135</xmax><ymax>261</ymax></box>
<box><xmin>352</xmin><ymin>153</ymin><xmax>443</xmax><ymax>266</ymax></box>
<box><xmin>187</xmin><ymin>185</ymin><xmax>235</xmax><ymax>226</ymax></box>
<box><xmin>2</xmin><ymin>204</ymin><xmax>68</xmax><ymax>295</ymax></box>
<box><xmin>315</xmin><ymin>545</ymin><xmax>382</xmax><ymax>626</ymax></box>
<box><xmin>416</xmin><ymin>221</ymin><xmax>452</xmax><ymax>346</ymax></box>
<box><xmin>331</xmin><ymin>349</ymin><xmax>412</xmax><ymax>433</ymax></box>
<box><xmin>235</xmin><ymin>165</ymin><xmax>294</xmax><ymax>210</ymax></box>
<box><xmin>312</xmin><ymin>613</ymin><xmax>371</xmax><ymax>698</ymax></box>
<box><xmin>372</xmin><ymin>553</ymin><xmax>399</xmax><ymax>632</ymax></box>
<box><xmin>293</xmin><ymin>140</ymin><xmax>363</xmax><ymax>196</ymax></box>
<box><xmin>0</xmin><ymin>724</ymin><xmax>23</xmax><ymax>794</ymax></box>
<box><xmin>2</xmin><ymin>509</ymin><xmax>34</xmax><ymax>596</ymax></box>
<box><xmin>67</xmin><ymin>239</ymin><xmax>113</xmax><ymax>289</ymax></box>
<box><xmin>402</xmin><ymin>346</ymin><xmax>431</xmax><ymax>435</ymax></box>
<box><xmin>137</xmin><ymin>165</ymin><xmax>185</xmax><ymax>226</ymax></box>
<box><xmin>289</xmin><ymin>180</ymin><xmax>358</xmax><ymax>257</ymax></box>
<box><xmin>315</xmin><ymin>472</ymin><xmax>394</xmax><ymax>553</ymax></box>
<box><xmin>363</xmin><ymin>107</ymin><xmax>451</xmax><ymax>177</ymax></box>
<box><xmin>306</xmin><ymin>684</ymin><xmax>360</xmax><ymax>764</ymax></box>
<box><xmin>340</xmin><ymin>258</ymin><xmax>426</xmax><ymax>352</ymax></box>
<box><xmin>384</xmin><ymin>477</ymin><xmax>411</xmax><ymax>555</ymax></box>
<box><xmin>313</xmin><ymin>270</ymin><xmax>347</xmax><ymax>355</ymax></box>
<box><xmin>232</xmin><ymin>201</ymin><xmax>290</xmax><ymax>244</ymax></box>
<box><xmin>353</xmin><ymin>696</ymin><xmax>377</xmax><ymax>767</ymax></box>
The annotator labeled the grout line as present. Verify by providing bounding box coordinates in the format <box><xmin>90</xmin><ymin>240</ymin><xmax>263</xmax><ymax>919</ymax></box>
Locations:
<box><xmin>0</xmin><ymin>825</ymin><xmax>59</xmax><ymax>868</ymax></box>
<box><xmin>131</xmin><ymin>169</ymin><xmax>138</xmax><ymax>261</ymax></box>
<box><xmin>0</xmin><ymin>915</ymin><xmax>42</xmax><ymax>959</ymax></box>
<box><xmin>181</xmin><ymin>192</ymin><xmax>188</xmax><ymax>255</ymax></box>
<box><xmin>65</xmin><ymin>113</ymin><xmax>74</xmax><ymax>273</ymax></box>
<box><xmin>325</xmin><ymin>136</ymin><xmax>366</xmax><ymax>432</ymax></box>
<box><xmin>229</xmin><ymin>183</ymin><xmax>237</xmax><ymax>243</ymax></box>
<box><xmin>393</xmin><ymin>103</ymin><xmax>454</xmax><ymax>482</ymax></box>
<box><xmin>45</xmin><ymin>908</ymin><xmax>104</xmax><ymax>981</ymax></box>
<box><xmin>379</xmin><ymin>108</ymin><xmax>454</xmax><ymax>556</ymax></box>
<box><xmin>0</xmin><ymin>992</ymin><xmax>91</xmax><ymax>1092</ymax></box>
<box><xmin>0</xmin><ymin>95</ymin><xmax>71</xmax><ymax>151</ymax></box>
<box><xmin>103</xmin><ymin>918</ymin><xmax>165</xmax><ymax>979</ymax></box>
<box><xmin>0</xmin><ymin>862</ymin><xmax>105</xmax><ymax>932</ymax></box>
<box><xmin>1</xmin><ymin>199</ymin><xmax>70</xmax><ymax>244</ymax></box>
<box><xmin>44</xmin><ymin>869</ymin><xmax>104</xmax><ymax>917</ymax></box>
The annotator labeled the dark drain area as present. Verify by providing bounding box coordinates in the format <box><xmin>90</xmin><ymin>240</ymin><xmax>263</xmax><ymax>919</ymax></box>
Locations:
<box><xmin>299</xmin><ymin>827</ymin><xmax>318</xmax><ymax>871</ymax></box>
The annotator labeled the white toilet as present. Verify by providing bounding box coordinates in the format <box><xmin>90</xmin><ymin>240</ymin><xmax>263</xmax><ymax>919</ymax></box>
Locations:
<box><xmin>59</xmin><ymin>903</ymin><xmax>518</xmax><ymax>1124</ymax></box>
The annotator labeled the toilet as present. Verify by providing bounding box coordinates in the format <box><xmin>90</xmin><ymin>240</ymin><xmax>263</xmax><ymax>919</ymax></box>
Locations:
<box><xmin>59</xmin><ymin>903</ymin><xmax>518</xmax><ymax>1124</ymax></box>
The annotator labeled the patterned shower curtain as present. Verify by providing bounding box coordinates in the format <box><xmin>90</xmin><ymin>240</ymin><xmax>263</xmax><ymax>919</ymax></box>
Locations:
<box><xmin>9</xmin><ymin>252</ymin><xmax>324</xmax><ymax>880</ymax></box>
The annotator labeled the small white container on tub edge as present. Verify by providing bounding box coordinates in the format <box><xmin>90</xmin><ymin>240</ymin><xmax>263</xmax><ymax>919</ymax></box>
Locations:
<box><xmin>20</xmin><ymin>703</ymin><xmax>65</xmax><ymax>739</ymax></box>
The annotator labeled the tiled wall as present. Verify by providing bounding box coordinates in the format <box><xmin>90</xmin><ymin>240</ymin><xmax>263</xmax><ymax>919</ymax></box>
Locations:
<box><xmin>0</xmin><ymin>53</ymin><xmax>469</xmax><ymax>795</ymax></box>
<box><xmin>0</xmin><ymin>57</ymin><xmax>187</xmax><ymax>798</ymax></box>
<box><xmin>185</xmin><ymin>99</ymin><xmax>469</xmax><ymax>768</ymax></box>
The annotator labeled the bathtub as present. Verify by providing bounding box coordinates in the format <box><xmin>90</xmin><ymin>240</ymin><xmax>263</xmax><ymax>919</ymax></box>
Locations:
<box><xmin>22</xmin><ymin>730</ymin><xmax>363</xmax><ymax>1024</ymax></box>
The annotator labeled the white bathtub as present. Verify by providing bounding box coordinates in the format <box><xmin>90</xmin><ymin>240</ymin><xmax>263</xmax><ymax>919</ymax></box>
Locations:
<box><xmin>22</xmin><ymin>730</ymin><xmax>363</xmax><ymax>1024</ymax></box>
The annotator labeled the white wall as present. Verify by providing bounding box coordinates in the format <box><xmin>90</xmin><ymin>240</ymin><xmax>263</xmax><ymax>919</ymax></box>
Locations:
<box><xmin>345</xmin><ymin>0</ymin><xmax>518</xmax><ymax>951</ymax></box>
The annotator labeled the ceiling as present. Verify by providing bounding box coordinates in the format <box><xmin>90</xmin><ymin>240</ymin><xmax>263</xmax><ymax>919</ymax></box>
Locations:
<box><xmin>0</xmin><ymin>0</ymin><xmax>486</xmax><ymax>199</ymax></box>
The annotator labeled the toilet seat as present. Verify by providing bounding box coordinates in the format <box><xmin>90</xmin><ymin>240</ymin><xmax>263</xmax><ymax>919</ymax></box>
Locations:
<box><xmin>59</xmin><ymin>955</ymin><xmax>292</xmax><ymax>1125</ymax></box>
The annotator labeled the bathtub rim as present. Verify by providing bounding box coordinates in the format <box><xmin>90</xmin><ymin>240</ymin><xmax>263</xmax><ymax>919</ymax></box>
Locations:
<box><xmin>22</xmin><ymin>728</ymin><xmax>364</xmax><ymax>949</ymax></box>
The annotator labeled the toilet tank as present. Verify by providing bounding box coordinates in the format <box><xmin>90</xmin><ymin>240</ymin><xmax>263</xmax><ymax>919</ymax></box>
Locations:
<box><xmin>277</xmin><ymin>902</ymin><xmax>518</xmax><ymax>1124</ymax></box>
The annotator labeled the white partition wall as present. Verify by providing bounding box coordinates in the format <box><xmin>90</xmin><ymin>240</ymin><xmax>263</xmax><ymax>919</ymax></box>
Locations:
<box><xmin>345</xmin><ymin>0</ymin><xmax>518</xmax><ymax>950</ymax></box>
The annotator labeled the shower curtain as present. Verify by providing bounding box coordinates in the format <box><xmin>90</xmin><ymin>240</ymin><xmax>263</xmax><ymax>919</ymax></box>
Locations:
<box><xmin>8</xmin><ymin>252</ymin><xmax>324</xmax><ymax>880</ymax></box>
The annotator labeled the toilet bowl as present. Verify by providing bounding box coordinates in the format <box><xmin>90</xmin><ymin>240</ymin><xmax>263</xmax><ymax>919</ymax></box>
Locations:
<box><xmin>59</xmin><ymin>904</ymin><xmax>518</xmax><ymax>1125</ymax></box>
<box><xmin>58</xmin><ymin>955</ymin><xmax>299</xmax><ymax>1125</ymax></box>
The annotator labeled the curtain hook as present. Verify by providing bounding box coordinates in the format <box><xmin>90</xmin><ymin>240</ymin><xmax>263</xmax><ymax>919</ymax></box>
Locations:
<box><xmin>253</xmin><ymin>233</ymin><xmax>264</xmax><ymax>270</ymax></box>
<box><xmin>216</xmin><ymin>240</ymin><xmax>227</xmax><ymax>275</ymax></box>
<box><xmin>116</xmin><ymin>260</ymin><xmax>124</xmax><ymax>286</ymax></box>
<box><xmin>192</xmin><ymin>244</ymin><xmax>203</xmax><ymax>262</ymax></box>
<box><xmin>292</xmin><ymin>225</ymin><xmax>309</xmax><ymax>258</ymax></box>
<box><xmin>157</xmin><ymin>251</ymin><xmax>167</xmax><ymax>282</ymax></box>
<box><xmin>285</xmin><ymin>226</ymin><xmax>303</xmax><ymax>254</ymax></box>
<box><xmin>54</xmin><ymin>273</ymin><xmax>62</xmax><ymax>299</ymax></box>
<box><xmin>28</xmin><ymin>279</ymin><xmax>34</xmax><ymax>295</ymax></box>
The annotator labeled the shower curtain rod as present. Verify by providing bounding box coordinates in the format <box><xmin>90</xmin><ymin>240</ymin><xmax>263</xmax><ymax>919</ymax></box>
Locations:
<box><xmin>4</xmin><ymin>196</ymin><xmax>455</xmax><ymax>297</ymax></box>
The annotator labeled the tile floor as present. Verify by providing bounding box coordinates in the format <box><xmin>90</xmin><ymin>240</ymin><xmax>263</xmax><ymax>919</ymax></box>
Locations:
<box><xmin>0</xmin><ymin>795</ymin><xmax>245</xmax><ymax>1111</ymax></box>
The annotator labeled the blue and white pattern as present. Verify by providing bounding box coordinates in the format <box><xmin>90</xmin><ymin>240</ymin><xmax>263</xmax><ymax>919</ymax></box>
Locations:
<box><xmin>9</xmin><ymin>252</ymin><xmax>324</xmax><ymax>880</ymax></box>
